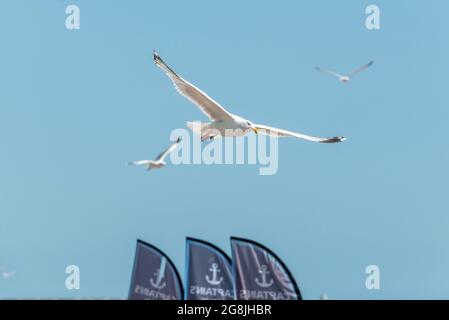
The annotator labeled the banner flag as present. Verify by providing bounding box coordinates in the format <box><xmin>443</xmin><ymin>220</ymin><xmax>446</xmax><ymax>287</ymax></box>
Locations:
<box><xmin>185</xmin><ymin>237</ymin><xmax>235</xmax><ymax>300</ymax></box>
<box><xmin>230</xmin><ymin>237</ymin><xmax>301</xmax><ymax>300</ymax></box>
<box><xmin>128</xmin><ymin>239</ymin><xmax>183</xmax><ymax>300</ymax></box>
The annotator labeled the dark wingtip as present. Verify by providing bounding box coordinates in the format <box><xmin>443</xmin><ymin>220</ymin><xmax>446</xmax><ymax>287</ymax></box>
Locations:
<box><xmin>321</xmin><ymin>136</ymin><xmax>347</xmax><ymax>143</ymax></box>
<box><xmin>153</xmin><ymin>49</ymin><xmax>160</xmax><ymax>63</ymax></box>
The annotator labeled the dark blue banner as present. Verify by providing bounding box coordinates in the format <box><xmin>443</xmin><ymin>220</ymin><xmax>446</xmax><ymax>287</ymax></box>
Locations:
<box><xmin>185</xmin><ymin>238</ymin><xmax>234</xmax><ymax>300</ymax></box>
<box><xmin>128</xmin><ymin>240</ymin><xmax>183</xmax><ymax>300</ymax></box>
<box><xmin>230</xmin><ymin>237</ymin><xmax>301</xmax><ymax>300</ymax></box>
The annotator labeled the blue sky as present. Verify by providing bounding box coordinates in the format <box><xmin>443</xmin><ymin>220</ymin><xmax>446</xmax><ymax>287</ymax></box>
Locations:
<box><xmin>1</xmin><ymin>0</ymin><xmax>448</xmax><ymax>299</ymax></box>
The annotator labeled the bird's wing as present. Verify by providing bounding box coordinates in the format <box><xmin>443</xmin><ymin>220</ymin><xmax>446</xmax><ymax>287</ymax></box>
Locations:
<box><xmin>315</xmin><ymin>66</ymin><xmax>343</xmax><ymax>78</ymax></box>
<box><xmin>254</xmin><ymin>124</ymin><xmax>346</xmax><ymax>143</ymax></box>
<box><xmin>153</xmin><ymin>51</ymin><xmax>235</xmax><ymax>121</ymax></box>
<box><xmin>348</xmin><ymin>61</ymin><xmax>374</xmax><ymax>77</ymax></box>
<box><xmin>128</xmin><ymin>160</ymin><xmax>151</xmax><ymax>166</ymax></box>
<box><xmin>155</xmin><ymin>138</ymin><xmax>182</xmax><ymax>161</ymax></box>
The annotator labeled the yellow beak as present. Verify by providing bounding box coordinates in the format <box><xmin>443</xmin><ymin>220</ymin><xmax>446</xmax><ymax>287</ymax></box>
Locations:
<box><xmin>252</xmin><ymin>127</ymin><xmax>259</xmax><ymax>134</ymax></box>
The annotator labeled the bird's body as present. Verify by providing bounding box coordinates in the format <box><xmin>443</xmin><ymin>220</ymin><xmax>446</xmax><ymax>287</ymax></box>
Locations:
<box><xmin>129</xmin><ymin>159</ymin><xmax>166</xmax><ymax>170</ymax></box>
<box><xmin>153</xmin><ymin>51</ymin><xmax>346</xmax><ymax>143</ymax></box>
<box><xmin>187</xmin><ymin>115</ymin><xmax>253</xmax><ymax>141</ymax></box>
<box><xmin>316</xmin><ymin>61</ymin><xmax>374</xmax><ymax>83</ymax></box>
<box><xmin>2</xmin><ymin>271</ymin><xmax>15</xmax><ymax>279</ymax></box>
<box><xmin>0</xmin><ymin>266</ymin><xmax>15</xmax><ymax>280</ymax></box>
<box><xmin>128</xmin><ymin>137</ymin><xmax>182</xmax><ymax>171</ymax></box>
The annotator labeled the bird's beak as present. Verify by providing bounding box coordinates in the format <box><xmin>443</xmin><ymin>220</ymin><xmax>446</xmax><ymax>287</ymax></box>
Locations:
<box><xmin>252</xmin><ymin>127</ymin><xmax>259</xmax><ymax>134</ymax></box>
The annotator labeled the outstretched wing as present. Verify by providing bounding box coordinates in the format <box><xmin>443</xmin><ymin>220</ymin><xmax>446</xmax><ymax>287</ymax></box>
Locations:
<box><xmin>254</xmin><ymin>124</ymin><xmax>346</xmax><ymax>143</ymax></box>
<box><xmin>153</xmin><ymin>51</ymin><xmax>235</xmax><ymax>121</ymax></box>
<box><xmin>155</xmin><ymin>137</ymin><xmax>182</xmax><ymax>161</ymax></box>
<box><xmin>315</xmin><ymin>66</ymin><xmax>343</xmax><ymax>79</ymax></box>
<box><xmin>128</xmin><ymin>160</ymin><xmax>152</xmax><ymax>166</ymax></box>
<box><xmin>348</xmin><ymin>61</ymin><xmax>374</xmax><ymax>77</ymax></box>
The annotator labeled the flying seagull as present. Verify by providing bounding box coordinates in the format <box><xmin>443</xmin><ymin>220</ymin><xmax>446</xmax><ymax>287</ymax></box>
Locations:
<box><xmin>128</xmin><ymin>137</ymin><xmax>182</xmax><ymax>171</ymax></box>
<box><xmin>0</xmin><ymin>266</ymin><xmax>15</xmax><ymax>279</ymax></box>
<box><xmin>2</xmin><ymin>271</ymin><xmax>15</xmax><ymax>279</ymax></box>
<box><xmin>315</xmin><ymin>61</ymin><xmax>374</xmax><ymax>83</ymax></box>
<box><xmin>153</xmin><ymin>50</ymin><xmax>346</xmax><ymax>143</ymax></box>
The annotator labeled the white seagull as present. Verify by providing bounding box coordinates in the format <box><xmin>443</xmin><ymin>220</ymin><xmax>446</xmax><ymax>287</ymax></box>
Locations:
<box><xmin>316</xmin><ymin>61</ymin><xmax>374</xmax><ymax>83</ymax></box>
<box><xmin>2</xmin><ymin>271</ymin><xmax>15</xmax><ymax>279</ymax></box>
<box><xmin>128</xmin><ymin>137</ymin><xmax>182</xmax><ymax>171</ymax></box>
<box><xmin>153</xmin><ymin>51</ymin><xmax>346</xmax><ymax>143</ymax></box>
<box><xmin>0</xmin><ymin>266</ymin><xmax>15</xmax><ymax>279</ymax></box>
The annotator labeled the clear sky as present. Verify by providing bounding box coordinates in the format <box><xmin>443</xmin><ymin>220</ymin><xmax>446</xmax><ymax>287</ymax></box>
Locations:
<box><xmin>1</xmin><ymin>0</ymin><xmax>448</xmax><ymax>299</ymax></box>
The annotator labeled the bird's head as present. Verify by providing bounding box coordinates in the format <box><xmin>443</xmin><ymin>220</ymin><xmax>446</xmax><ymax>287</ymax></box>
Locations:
<box><xmin>239</xmin><ymin>118</ymin><xmax>258</xmax><ymax>134</ymax></box>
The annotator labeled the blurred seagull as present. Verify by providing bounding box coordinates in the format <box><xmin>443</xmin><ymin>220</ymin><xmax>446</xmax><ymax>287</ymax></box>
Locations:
<box><xmin>128</xmin><ymin>137</ymin><xmax>182</xmax><ymax>171</ymax></box>
<box><xmin>153</xmin><ymin>50</ymin><xmax>346</xmax><ymax>143</ymax></box>
<box><xmin>2</xmin><ymin>271</ymin><xmax>15</xmax><ymax>279</ymax></box>
<box><xmin>0</xmin><ymin>266</ymin><xmax>15</xmax><ymax>279</ymax></box>
<box><xmin>315</xmin><ymin>61</ymin><xmax>374</xmax><ymax>83</ymax></box>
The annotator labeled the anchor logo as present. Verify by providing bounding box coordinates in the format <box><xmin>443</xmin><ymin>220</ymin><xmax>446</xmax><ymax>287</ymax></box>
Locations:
<box><xmin>205</xmin><ymin>263</ymin><xmax>223</xmax><ymax>286</ymax></box>
<box><xmin>149</xmin><ymin>268</ymin><xmax>166</xmax><ymax>290</ymax></box>
<box><xmin>255</xmin><ymin>265</ymin><xmax>274</xmax><ymax>288</ymax></box>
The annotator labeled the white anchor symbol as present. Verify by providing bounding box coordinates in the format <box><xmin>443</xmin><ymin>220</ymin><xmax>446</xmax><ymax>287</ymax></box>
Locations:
<box><xmin>255</xmin><ymin>265</ymin><xmax>274</xmax><ymax>288</ymax></box>
<box><xmin>150</xmin><ymin>268</ymin><xmax>166</xmax><ymax>290</ymax></box>
<box><xmin>205</xmin><ymin>263</ymin><xmax>223</xmax><ymax>285</ymax></box>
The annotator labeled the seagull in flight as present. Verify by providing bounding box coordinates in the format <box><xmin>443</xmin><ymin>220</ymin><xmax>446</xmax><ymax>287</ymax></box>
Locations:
<box><xmin>316</xmin><ymin>61</ymin><xmax>374</xmax><ymax>83</ymax></box>
<box><xmin>153</xmin><ymin>50</ymin><xmax>346</xmax><ymax>143</ymax></box>
<box><xmin>0</xmin><ymin>266</ymin><xmax>15</xmax><ymax>279</ymax></box>
<box><xmin>128</xmin><ymin>137</ymin><xmax>182</xmax><ymax>171</ymax></box>
<box><xmin>2</xmin><ymin>271</ymin><xmax>15</xmax><ymax>279</ymax></box>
